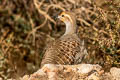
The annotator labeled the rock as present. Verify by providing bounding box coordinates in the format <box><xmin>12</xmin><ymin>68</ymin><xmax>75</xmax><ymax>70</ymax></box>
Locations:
<box><xmin>20</xmin><ymin>64</ymin><xmax>120</xmax><ymax>80</ymax></box>
<box><xmin>110</xmin><ymin>67</ymin><xmax>120</xmax><ymax>80</ymax></box>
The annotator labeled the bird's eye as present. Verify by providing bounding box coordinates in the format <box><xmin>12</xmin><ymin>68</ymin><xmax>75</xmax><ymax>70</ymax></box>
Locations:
<box><xmin>61</xmin><ymin>15</ymin><xmax>64</xmax><ymax>17</ymax></box>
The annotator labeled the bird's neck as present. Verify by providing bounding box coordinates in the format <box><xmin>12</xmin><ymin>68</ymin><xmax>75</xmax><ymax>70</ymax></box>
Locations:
<box><xmin>64</xmin><ymin>21</ymin><xmax>76</xmax><ymax>35</ymax></box>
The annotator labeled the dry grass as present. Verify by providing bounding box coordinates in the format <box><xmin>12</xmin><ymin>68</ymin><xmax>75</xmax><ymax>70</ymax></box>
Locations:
<box><xmin>0</xmin><ymin>0</ymin><xmax>120</xmax><ymax>79</ymax></box>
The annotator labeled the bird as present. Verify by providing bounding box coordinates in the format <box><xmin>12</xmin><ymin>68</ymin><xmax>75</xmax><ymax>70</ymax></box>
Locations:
<box><xmin>41</xmin><ymin>11</ymin><xmax>87</xmax><ymax>67</ymax></box>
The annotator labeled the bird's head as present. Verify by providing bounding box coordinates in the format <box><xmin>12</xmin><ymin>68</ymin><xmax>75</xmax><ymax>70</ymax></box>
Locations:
<box><xmin>57</xmin><ymin>11</ymin><xmax>77</xmax><ymax>35</ymax></box>
<box><xmin>58</xmin><ymin>11</ymin><xmax>76</xmax><ymax>25</ymax></box>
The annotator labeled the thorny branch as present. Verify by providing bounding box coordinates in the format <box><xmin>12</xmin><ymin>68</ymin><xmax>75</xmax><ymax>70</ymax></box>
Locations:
<box><xmin>26</xmin><ymin>0</ymin><xmax>65</xmax><ymax>45</ymax></box>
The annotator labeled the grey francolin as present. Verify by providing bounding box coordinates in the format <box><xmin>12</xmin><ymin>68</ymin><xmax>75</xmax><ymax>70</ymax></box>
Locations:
<box><xmin>41</xmin><ymin>11</ymin><xmax>87</xmax><ymax>67</ymax></box>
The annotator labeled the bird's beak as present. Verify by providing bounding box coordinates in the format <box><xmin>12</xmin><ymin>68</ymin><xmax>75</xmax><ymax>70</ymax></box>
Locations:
<box><xmin>57</xmin><ymin>15</ymin><xmax>64</xmax><ymax>22</ymax></box>
<box><xmin>54</xmin><ymin>15</ymin><xmax>60</xmax><ymax>21</ymax></box>
<box><xmin>57</xmin><ymin>16</ymin><xmax>60</xmax><ymax>19</ymax></box>
<box><xmin>57</xmin><ymin>15</ymin><xmax>61</xmax><ymax>19</ymax></box>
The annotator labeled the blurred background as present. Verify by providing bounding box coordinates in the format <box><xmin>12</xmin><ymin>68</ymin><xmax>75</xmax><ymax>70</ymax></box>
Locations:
<box><xmin>0</xmin><ymin>0</ymin><xmax>120</xmax><ymax>79</ymax></box>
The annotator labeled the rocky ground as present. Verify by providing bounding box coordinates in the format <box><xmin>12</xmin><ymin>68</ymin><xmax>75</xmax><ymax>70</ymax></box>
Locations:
<box><xmin>20</xmin><ymin>64</ymin><xmax>120</xmax><ymax>80</ymax></box>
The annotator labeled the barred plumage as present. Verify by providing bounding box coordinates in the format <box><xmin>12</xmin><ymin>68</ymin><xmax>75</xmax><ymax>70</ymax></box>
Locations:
<box><xmin>41</xmin><ymin>11</ymin><xmax>87</xmax><ymax>67</ymax></box>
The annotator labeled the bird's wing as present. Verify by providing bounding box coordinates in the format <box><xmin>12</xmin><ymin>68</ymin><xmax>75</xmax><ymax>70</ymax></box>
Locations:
<box><xmin>41</xmin><ymin>35</ymin><xmax>87</xmax><ymax>66</ymax></box>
